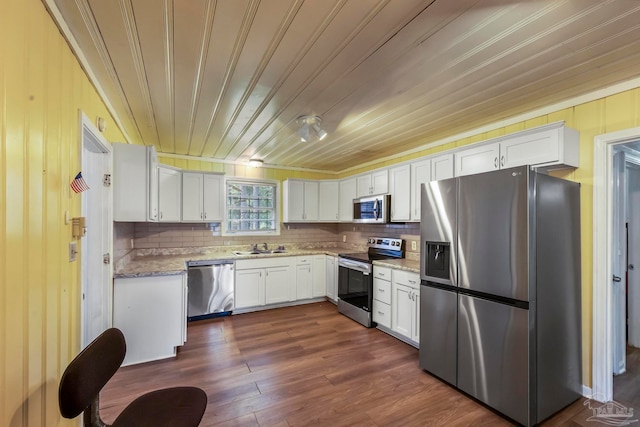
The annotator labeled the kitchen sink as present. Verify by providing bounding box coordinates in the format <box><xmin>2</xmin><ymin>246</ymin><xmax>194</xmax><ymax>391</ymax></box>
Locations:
<box><xmin>231</xmin><ymin>249</ymin><xmax>287</xmax><ymax>256</ymax></box>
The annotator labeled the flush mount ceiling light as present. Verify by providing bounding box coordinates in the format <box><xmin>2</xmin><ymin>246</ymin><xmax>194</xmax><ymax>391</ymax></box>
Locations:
<box><xmin>248</xmin><ymin>158</ymin><xmax>263</xmax><ymax>167</ymax></box>
<box><xmin>296</xmin><ymin>115</ymin><xmax>327</xmax><ymax>142</ymax></box>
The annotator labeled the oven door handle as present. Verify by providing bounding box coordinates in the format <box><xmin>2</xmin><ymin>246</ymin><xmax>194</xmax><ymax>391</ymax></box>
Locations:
<box><xmin>338</xmin><ymin>259</ymin><xmax>371</xmax><ymax>274</ymax></box>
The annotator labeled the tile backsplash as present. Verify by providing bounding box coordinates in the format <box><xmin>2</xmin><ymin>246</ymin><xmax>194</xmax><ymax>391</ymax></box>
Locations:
<box><xmin>115</xmin><ymin>221</ymin><xmax>420</xmax><ymax>261</ymax></box>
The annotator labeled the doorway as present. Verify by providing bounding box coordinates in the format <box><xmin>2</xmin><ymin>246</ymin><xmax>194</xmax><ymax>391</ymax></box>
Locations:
<box><xmin>79</xmin><ymin>113</ymin><xmax>113</xmax><ymax>348</ymax></box>
<box><xmin>592</xmin><ymin>127</ymin><xmax>640</xmax><ymax>404</ymax></box>
<box><xmin>611</xmin><ymin>146</ymin><xmax>640</xmax><ymax>408</ymax></box>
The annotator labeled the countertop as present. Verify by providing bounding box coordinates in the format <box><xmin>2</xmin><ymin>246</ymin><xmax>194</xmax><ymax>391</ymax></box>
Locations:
<box><xmin>372</xmin><ymin>258</ymin><xmax>420</xmax><ymax>273</ymax></box>
<box><xmin>115</xmin><ymin>248</ymin><xmax>346</xmax><ymax>278</ymax></box>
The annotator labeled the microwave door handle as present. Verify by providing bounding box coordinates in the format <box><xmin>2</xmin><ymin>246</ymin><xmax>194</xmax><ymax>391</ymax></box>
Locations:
<box><xmin>373</xmin><ymin>199</ymin><xmax>379</xmax><ymax>220</ymax></box>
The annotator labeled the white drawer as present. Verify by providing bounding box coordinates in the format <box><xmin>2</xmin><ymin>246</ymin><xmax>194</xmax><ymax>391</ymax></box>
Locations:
<box><xmin>373</xmin><ymin>277</ymin><xmax>391</xmax><ymax>305</ymax></box>
<box><xmin>373</xmin><ymin>266</ymin><xmax>391</xmax><ymax>281</ymax></box>
<box><xmin>393</xmin><ymin>270</ymin><xmax>420</xmax><ymax>289</ymax></box>
<box><xmin>373</xmin><ymin>300</ymin><xmax>391</xmax><ymax>328</ymax></box>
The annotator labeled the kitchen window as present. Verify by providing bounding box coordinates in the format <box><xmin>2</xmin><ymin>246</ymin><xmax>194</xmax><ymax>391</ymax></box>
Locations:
<box><xmin>225</xmin><ymin>179</ymin><xmax>279</xmax><ymax>235</ymax></box>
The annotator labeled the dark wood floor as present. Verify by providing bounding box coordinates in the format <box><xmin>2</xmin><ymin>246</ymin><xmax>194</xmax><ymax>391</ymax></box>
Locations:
<box><xmin>100</xmin><ymin>302</ymin><xmax>636</xmax><ymax>426</ymax></box>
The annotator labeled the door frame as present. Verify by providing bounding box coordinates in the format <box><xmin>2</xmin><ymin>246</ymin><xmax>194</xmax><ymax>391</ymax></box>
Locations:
<box><xmin>593</xmin><ymin>126</ymin><xmax>640</xmax><ymax>401</ymax></box>
<box><xmin>78</xmin><ymin>111</ymin><xmax>113</xmax><ymax>347</ymax></box>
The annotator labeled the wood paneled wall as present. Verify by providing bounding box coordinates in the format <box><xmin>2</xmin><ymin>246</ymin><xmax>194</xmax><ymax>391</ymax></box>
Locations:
<box><xmin>0</xmin><ymin>0</ymin><xmax>128</xmax><ymax>425</ymax></box>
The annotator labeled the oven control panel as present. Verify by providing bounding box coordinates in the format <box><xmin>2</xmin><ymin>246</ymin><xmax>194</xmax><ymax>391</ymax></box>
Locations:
<box><xmin>367</xmin><ymin>237</ymin><xmax>403</xmax><ymax>250</ymax></box>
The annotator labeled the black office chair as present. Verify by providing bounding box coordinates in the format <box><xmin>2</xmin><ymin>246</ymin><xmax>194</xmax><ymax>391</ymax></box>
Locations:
<box><xmin>58</xmin><ymin>327</ymin><xmax>207</xmax><ymax>427</ymax></box>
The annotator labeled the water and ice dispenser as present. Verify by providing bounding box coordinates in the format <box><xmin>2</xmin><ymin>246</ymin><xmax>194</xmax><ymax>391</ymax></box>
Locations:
<box><xmin>424</xmin><ymin>242</ymin><xmax>451</xmax><ymax>281</ymax></box>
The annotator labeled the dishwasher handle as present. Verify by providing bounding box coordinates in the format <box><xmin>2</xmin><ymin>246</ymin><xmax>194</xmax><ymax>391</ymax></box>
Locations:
<box><xmin>187</xmin><ymin>259</ymin><xmax>234</xmax><ymax>267</ymax></box>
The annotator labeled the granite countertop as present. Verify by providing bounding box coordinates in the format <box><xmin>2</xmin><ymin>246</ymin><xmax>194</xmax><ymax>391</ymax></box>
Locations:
<box><xmin>115</xmin><ymin>248</ymin><xmax>346</xmax><ymax>278</ymax></box>
<box><xmin>372</xmin><ymin>258</ymin><xmax>420</xmax><ymax>273</ymax></box>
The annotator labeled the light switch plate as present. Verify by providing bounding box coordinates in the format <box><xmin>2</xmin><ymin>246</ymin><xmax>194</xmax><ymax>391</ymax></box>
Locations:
<box><xmin>69</xmin><ymin>242</ymin><xmax>77</xmax><ymax>262</ymax></box>
<box><xmin>411</xmin><ymin>241</ymin><xmax>417</xmax><ymax>250</ymax></box>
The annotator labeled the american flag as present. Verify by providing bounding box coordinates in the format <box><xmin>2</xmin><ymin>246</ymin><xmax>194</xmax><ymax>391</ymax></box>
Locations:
<box><xmin>70</xmin><ymin>172</ymin><xmax>90</xmax><ymax>193</ymax></box>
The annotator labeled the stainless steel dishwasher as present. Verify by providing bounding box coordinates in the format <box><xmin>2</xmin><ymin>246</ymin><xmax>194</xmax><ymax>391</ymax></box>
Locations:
<box><xmin>187</xmin><ymin>260</ymin><xmax>234</xmax><ymax>321</ymax></box>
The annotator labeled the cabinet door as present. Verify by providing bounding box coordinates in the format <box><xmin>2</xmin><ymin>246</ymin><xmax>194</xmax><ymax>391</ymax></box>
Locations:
<box><xmin>410</xmin><ymin>159</ymin><xmax>431</xmax><ymax>221</ymax></box>
<box><xmin>412</xmin><ymin>286</ymin><xmax>420</xmax><ymax>343</ymax></box>
<box><xmin>113</xmin><ymin>143</ymin><xmax>151</xmax><ymax>222</ymax></box>
<box><xmin>389</xmin><ymin>164</ymin><xmax>411</xmax><ymax>221</ymax></box>
<box><xmin>235</xmin><ymin>269</ymin><xmax>265</xmax><ymax>308</ymax></box>
<box><xmin>158</xmin><ymin>167</ymin><xmax>182</xmax><ymax>222</ymax></box>
<box><xmin>455</xmin><ymin>142</ymin><xmax>500</xmax><ymax>177</ymax></box>
<box><xmin>284</xmin><ymin>180</ymin><xmax>305</xmax><ymax>221</ymax></box>
<box><xmin>431</xmin><ymin>154</ymin><xmax>454</xmax><ymax>181</ymax></box>
<box><xmin>147</xmin><ymin>147</ymin><xmax>159</xmax><ymax>221</ymax></box>
<box><xmin>181</xmin><ymin>172</ymin><xmax>204</xmax><ymax>221</ymax></box>
<box><xmin>203</xmin><ymin>173</ymin><xmax>223</xmax><ymax>221</ymax></box>
<box><xmin>113</xmin><ymin>275</ymin><xmax>184</xmax><ymax>366</ymax></box>
<box><xmin>265</xmin><ymin>266</ymin><xmax>290</xmax><ymax>304</ymax></box>
<box><xmin>356</xmin><ymin>174</ymin><xmax>372</xmax><ymax>197</ymax></box>
<box><xmin>318</xmin><ymin>181</ymin><xmax>339</xmax><ymax>221</ymax></box>
<box><xmin>339</xmin><ymin>178</ymin><xmax>357</xmax><ymax>221</ymax></box>
<box><xmin>501</xmin><ymin>128</ymin><xmax>560</xmax><ymax>168</ymax></box>
<box><xmin>296</xmin><ymin>262</ymin><xmax>312</xmax><ymax>300</ymax></box>
<box><xmin>392</xmin><ymin>283</ymin><xmax>413</xmax><ymax>339</ymax></box>
<box><xmin>304</xmin><ymin>181</ymin><xmax>319</xmax><ymax>221</ymax></box>
<box><xmin>371</xmin><ymin>169</ymin><xmax>388</xmax><ymax>195</ymax></box>
<box><xmin>325</xmin><ymin>256</ymin><xmax>337</xmax><ymax>301</ymax></box>
<box><xmin>312</xmin><ymin>255</ymin><xmax>326</xmax><ymax>297</ymax></box>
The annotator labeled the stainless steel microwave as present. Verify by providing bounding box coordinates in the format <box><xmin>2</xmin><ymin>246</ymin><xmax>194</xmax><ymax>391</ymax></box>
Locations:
<box><xmin>353</xmin><ymin>194</ymin><xmax>391</xmax><ymax>223</ymax></box>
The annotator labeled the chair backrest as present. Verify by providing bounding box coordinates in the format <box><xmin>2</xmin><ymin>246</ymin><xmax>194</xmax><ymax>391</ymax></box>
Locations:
<box><xmin>58</xmin><ymin>328</ymin><xmax>127</xmax><ymax>419</ymax></box>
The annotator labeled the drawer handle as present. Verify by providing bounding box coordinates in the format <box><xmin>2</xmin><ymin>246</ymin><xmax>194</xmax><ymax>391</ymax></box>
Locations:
<box><xmin>378</xmin><ymin>311</ymin><xmax>384</xmax><ymax>315</ymax></box>
<box><xmin>379</xmin><ymin>273</ymin><xmax>385</xmax><ymax>276</ymax></box>
<box><xmin>408</xmin><ymin>279</ymin><xmax>417</xmax><ymax>284</ymax></box>
<box><xmin>378</xmin><ymin>288</ymin><xmax>384</xmax><ymax>292</ymax></box>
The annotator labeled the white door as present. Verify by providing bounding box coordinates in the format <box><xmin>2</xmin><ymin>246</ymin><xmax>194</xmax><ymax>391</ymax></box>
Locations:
<box><xmin>628</xmin><ymin>165</ymin><xmax>640</xmax><ymax>347</ymax></box>
<box><xmin>612</xmin><ymin>150</ymin><xmax>627</xmax><ymax>374</ymax></box>
<box><xmin>80</xmin><ymin>115</ymin><xmax>112</xmax><ymax>348</ymax></box>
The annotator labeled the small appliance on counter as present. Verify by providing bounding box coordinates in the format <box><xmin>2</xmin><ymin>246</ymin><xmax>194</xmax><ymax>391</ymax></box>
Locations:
<box><xmin>187</xmin><ymin>260</ymin><xmax>234</xmax><ymax>321</ymax></box>
<box><xmin>337</xmin><ymin>237</ymin><xmax>404</xmax><ymax>327</ymax></box>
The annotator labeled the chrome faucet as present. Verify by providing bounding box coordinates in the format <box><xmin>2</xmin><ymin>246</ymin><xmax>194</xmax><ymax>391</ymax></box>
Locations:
<box><xmin>262</xmin><ymin>242</ymin><xmax>269</xmax><ymax>251</ymax></box>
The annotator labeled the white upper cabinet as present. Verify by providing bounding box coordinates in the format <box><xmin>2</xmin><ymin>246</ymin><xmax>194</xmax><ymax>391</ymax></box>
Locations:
<box><xmin>455</xmin><ymin>142</ymin><xmax>501</xmax><ymax>177</ymax></box>
<box><xmin>181</xmin><ymin>172</ymin><xmax>224</xmax><ymax>222</ymax></box>
<box><xmin>455</xmin><ymin>122</ymin><xmax>579</xmax><ymax>177</ymax></box>
<box><xmin>356</xmin><ymin>169</ymin><xmax>388</xmax><ymax>197</ymax></box>
<box><xmin>283</xmin><ymin>179</ymin><xmax>319</xmax><ymax>222</ymax></box>
<box><xmin>339</xmin><ymin>177</ymin><xmax>357</xmax><ymax>222</ymax></box>
<box><xmin>157</xmin><ymin>166</ymin><xmax>181</xmax><ymax>222</ymax></box>
<box><xmin>431</xmin><ymin>153</ymin><xmax>454</xmax><ymax>181</ymax></box>
<box><xmin>318</xmin><ymin>181</ymin><xmax>339</xmax><ymax>221</ymax></box>
<box><xmin>113</xmin><ymin>143</ymin><xmax>158</xmax><ymax>222</ymax></box>
<box><xmin>410</xmin><ymin>159</ymin><xmax>431</xmax><ymax>222</ymax></box>
<box><xmin>389</xmin><ymin>164</ymin><xmax>411</xmax><ymax>222</ymax></box>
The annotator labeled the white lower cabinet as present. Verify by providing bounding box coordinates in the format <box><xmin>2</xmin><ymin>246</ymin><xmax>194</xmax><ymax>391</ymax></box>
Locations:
<box><xmin>312</xmin><ymin>255</ymin><xmax>326</xmax><ymax>297</ymax></box>
<box><xmin>325</xmin><ymin>255</ymin><xmax>338</xmax><ymax>302</ymax></box>
<box><xmin>296</xmin><ymin>257</ymin><xmax>312</xmax><ymax>300</ymax></box>
<box><xmin>113</xmin><ymin>274</ymin><xmax>187</xmax><ymax>366</ymax></box>
<box><xmin>235</xmin><ymin>258</ymin><xmax>294</xmax><ymax>309</ymax></box>
<box><xmin>372</xmin><ymin>266</ymin><xmax>392</xmax><ymax>328</ymax></box>
<box><xmin>391</xmin><ymin>270</ymin><xmax>420</xmax><ymax>343</ymax></box>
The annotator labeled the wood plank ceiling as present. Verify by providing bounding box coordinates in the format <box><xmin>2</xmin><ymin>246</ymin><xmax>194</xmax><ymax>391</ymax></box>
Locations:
<box><xmin>49</xmin><ymin>0</ymin><xmax>640</xmax><ymax>172</ymax></box>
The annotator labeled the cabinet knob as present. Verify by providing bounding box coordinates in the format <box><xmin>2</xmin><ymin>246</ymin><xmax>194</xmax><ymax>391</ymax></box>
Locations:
<box><xmin>494</xmin><ymin>157</ymin><xmax>498</xmax><ymax>168</ymax></box>
<box><xmin>500</xmin><ymin>155</ymin><xmax>505</xmax><ymax>167</ymax></box>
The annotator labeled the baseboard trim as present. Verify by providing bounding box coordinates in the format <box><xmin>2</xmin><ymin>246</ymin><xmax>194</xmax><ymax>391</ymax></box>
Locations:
<box><xmin>582</xmin><ymin>385</ymin><xmax>592</xmax><ymax>398</ymax></box>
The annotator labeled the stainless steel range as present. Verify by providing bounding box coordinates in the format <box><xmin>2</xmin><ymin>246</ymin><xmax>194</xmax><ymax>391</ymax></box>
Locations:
<box><xmin>338</xmin><ymin>237</ymin><xmax>404</xmax><ymax>327</ymax></box>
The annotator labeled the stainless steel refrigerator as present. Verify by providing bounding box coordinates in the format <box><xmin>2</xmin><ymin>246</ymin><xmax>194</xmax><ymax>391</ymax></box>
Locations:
<box><xmin>419</xmin><ymin>165</ymin><xmax>582</xmax><ymax>426</ymax></box>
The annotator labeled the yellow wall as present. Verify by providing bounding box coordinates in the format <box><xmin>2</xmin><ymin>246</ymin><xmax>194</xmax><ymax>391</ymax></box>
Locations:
<box><xmin>0</xmin><ymin>0</ymin><xmax>129</xmax><ymax>425</ymax></box>
<box><xmin>3</xmin><ymin>0</ymin><xmax>640</xmax><ymax>424</ymax></box>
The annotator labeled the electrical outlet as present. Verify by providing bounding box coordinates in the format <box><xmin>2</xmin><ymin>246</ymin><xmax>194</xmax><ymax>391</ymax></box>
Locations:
<box><xmin>130</xmin><ymin>238</ymin><xmax>134</xmax><ymax>249</ymax></box>
<box><xmin>411</xmin><ymin>241</ymin><xmax>417</xmax><ymax>251</ymax></box>
<box><xmin>342</xmin><ymin>235</ymin><xmax>347</xmax><ymax>242</ymax></box>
